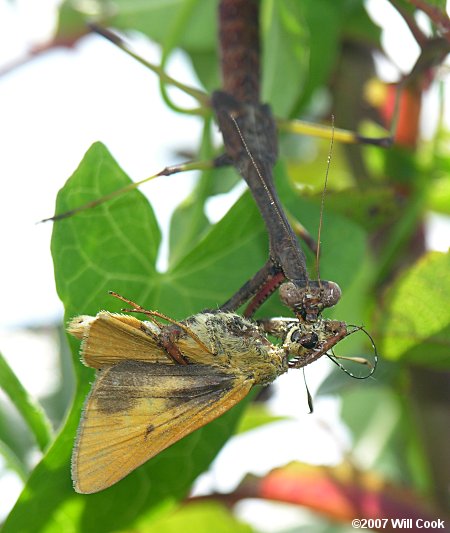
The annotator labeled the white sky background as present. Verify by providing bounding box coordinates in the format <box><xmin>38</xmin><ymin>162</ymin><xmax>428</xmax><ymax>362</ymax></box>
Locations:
<box><xmin>0</xmin><ymin>0</ymin><xmax>449</xmax><ymax>528</ymax></box>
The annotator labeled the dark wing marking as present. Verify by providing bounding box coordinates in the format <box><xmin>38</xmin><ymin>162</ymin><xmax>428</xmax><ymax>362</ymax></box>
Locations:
<box><xmin>72</xmin><ymin>361</ymin><xmax>252</xmax><ymax>493</ymax></box>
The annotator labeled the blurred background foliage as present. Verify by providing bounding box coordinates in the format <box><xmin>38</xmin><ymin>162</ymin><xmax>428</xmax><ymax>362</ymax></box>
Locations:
<box><xmin>1</xmin><ymin>0</ymin><xmax>449</xmax><ymax>531</ymax></box>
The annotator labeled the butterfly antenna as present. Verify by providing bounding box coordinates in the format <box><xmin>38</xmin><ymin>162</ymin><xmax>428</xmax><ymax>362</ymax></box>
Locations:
<box><xmin>316</xmin><ymin>115</ymin><xmax>335</xmax><ymax>285</ymax></box>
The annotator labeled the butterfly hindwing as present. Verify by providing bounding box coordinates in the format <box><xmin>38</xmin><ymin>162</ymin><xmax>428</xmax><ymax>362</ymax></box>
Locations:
<box><xmin>72</xmin><ymin>360</ymin><xmax>253</xmax><ymax>493</ymax></box>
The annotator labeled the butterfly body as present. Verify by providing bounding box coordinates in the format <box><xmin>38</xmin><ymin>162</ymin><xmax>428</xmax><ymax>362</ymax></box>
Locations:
<box><xmin>177</xmin><ymin>312</ymin><xmax>288</xmax><ymax>384</ymax></box>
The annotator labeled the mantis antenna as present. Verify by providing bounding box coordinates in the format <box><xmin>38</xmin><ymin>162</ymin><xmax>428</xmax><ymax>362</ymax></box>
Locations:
<box><xmin>316</xmin><ymin>115</ymin><xmax>335</xmax><ymax>285</ymax></box>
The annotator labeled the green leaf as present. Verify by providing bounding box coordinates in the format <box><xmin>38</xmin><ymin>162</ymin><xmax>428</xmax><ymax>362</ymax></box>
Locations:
<box><xmin>168</xmin><ymin>196</ymin><xmax>210</xmax><ymax>267</ymax></box>
<box><xmin>0</xmin><ymin>403</ymin><xmax>33</xmax><ymax>467</ymax></box>
<box><xmin>292</xmin><ymin>0</ymin><xmax>341</xmax><ymax>114</ymax></box>
<box><xmin>261</xmin><ymin>0</ymin><xmax>309</xmax><ymax>117</ymax></box>
<box><xmin>57</xmin><ymin>0</ymin><xmax>218</xmax><ymax>53</ymax></box>
<box><xmin>167</xmin><ymin>199</ymin><xmax>268</xmax><ymax>316</ymax></box>
<box><xmin>340</xmin><ymin>386</ymin><xmax>422</xmax><ymax>485</ymax></box>
<box><xmin>0</xmin><ymin>440</ymin><xmax>28</xmax><ymax>482</ymax></box>
<box><xmin>114</xmin><ymin>0</ymin><xmax>219</xmax><ymax>52</ymax></box>
<box><xmin>55</xmin><ymin>1</ymin><xmax>89</xmax><ymax>41</ymax></box>
<box><xmin>341</xmin><ymin>0</ymin><xmax>381</xmax><ymax>47</ymax></box>
<box><xmin>322</xmin><ymin>186</ymin><xmax>399</xmax><ymax>232</ymax></box>
<box><xmin>208</xmin><ymin>166</ymin><xmax>241</xmax><ymax>196</ymax></box>
<box><xmin>380</xmin><ymin>251</ymin><xmax>450</xmax><ymax>369</ymax></box>
<box><xmin>145</xmin><ymin>501</ymin><xmax>253</xmax><ymax>533</ymax></box>
<box><xmin>189</xmin><ymin>50</ymin><xmax>221</xmax><ymax>93</ymax></box>
<box><xmin>318</xmin><ymin>358</ymin><xmax>400</xmax><ymax>397</ymax></box>
<box><xmin>4</xmin><ymin>142</ymin><xmax>269</xmax><ymax>532</ymax></box>
<box><xmin>168</xmin><ymin>123</ymin><xmax>214</xmax><ymax>266</ymax></box>
<box><xmin>278</xmin><ymin>162</ymin><xmax>368</xmax><ymax>295</ymax></box>
<box><xmin>427</xmin><ymin>175</ymin><xmax>450</xmax><ymax>214</ymax></box>
<box><xmin>293</xmin><ymin>185</ymin><xmax>399</xmax><ymax>233</ymax></box>
<box><xmin>0</xmin><ymin>351</ymin><xmax>52</xmax><ymax>452</ymax></box>
<box><xmin>235</xmin><ymin>403</ymin><xmax>287</xmax><ymax>434</ymax></box>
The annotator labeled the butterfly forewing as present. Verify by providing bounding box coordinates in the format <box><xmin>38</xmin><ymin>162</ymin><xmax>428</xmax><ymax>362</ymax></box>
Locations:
<box><xmin>72</xmin><ymin>360</ymin><xmax>252</xmax><ymax>493</ymax></box>
<box><xmin>68</xmin><ymin>312</ymin><xmax>171</xmax><ymax>368</ymax></box>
